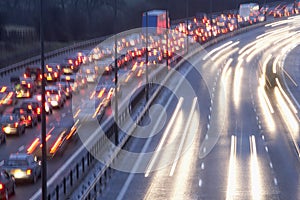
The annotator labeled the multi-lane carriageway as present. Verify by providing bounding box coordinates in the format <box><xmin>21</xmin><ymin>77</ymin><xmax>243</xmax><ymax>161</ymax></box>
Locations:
<box><xmin>0</xmin><ymin>16</ymin><xmax>300</xmax><ymax>199</ymax></box>
<box><xmin>95</xmin><ymin>16</ymin><xmax>300</xmax><ymax>199</ymax></box>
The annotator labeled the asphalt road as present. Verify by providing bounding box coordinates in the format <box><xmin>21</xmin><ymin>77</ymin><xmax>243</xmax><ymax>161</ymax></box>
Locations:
<box><xmin>98</xmin><ymin>17</ymin><xmax>300</xmax><ymax>200</ymax></box>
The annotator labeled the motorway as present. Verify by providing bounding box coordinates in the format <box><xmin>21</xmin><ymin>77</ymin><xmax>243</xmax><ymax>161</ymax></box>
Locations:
<box><xmin>98</xmin><ymin>16</ymin><xmax>300</xmax><ymax>200</ymax></box>
<box><xmin>0</xmin><ymin>15</ymin><xmax>300</xmax><ymax>200</ymax></box>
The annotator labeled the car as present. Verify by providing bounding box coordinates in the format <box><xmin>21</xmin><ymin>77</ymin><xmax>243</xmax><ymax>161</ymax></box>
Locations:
<box><xmin>45</xmin><ymin>64</ymin><xmax>60</xmax><ymax>82</ymax></box>
<box><xmin>3</xmin><ymin>153</ymin><xmax>41</xmax><ymax>183</ymax></box>
<box><xmin>20</xmin><ymin>99</ymin><xmax>43</xmax><ymax>121</ymax></box>
<box><xmin>0</xmin><ymin>114</ymin><xmax>25</xmax><ymax>136</ymax></box>
<box><xmin>24</xmin><ymin>66</ymin><xmax>42</xmax><ymax>87</ymax></box>
<box><xmin>27</xmin><ymin>118</ymin><xmax>79</xmax><ymax>159</ymax></box>
<box><xmin>12</xmin><ymin>107</ymin><xmax>38</xmax><ymax>128</ymax></box>
<box><xmin>56</xmin><ymin>82</ymin><xmax>73</xmax><ymax>99</ymax></box>
<box><xmin>0</xmin><ymin>169</ymin><xmax>16</xmax><ymax>199</ymax></box>
<box><xmin>32</xmin><ymin>95</ymin><xmax>53</xmax><ymax>115</ymax></box>
<box><xmin>19</xmin><ymin>77</ymin><xmax>36</xmax><ymax>93</ymax></box>
<box><xmin>77</xmin><ymin>74</ymin><xmax>88</xmax><ymax>89</ymax></box>
<box><xmin>60</xmin><ymin>75</ymin><xmax>80</xmax><ymax>94</ymax></box>
<box><xmin>0</xmin><ymin>86</ymin><xmax>17</xmax><ymax>106</ymax></box>
<box><xmin>45</xmin><ymin>86</ymin><xmax>65</xmax><ymax>108</ymax></box>
<box><xmin>81</xmin><ymin>67</ymin><xmax>97</xmax><ymax>83</ymax></box>
<box><xmin>11</xmin><ymin>77</ymin><xmax>33</xmax><ymax>98</ymax></box>
<box><xmin>60</xmin><ymin>61</ymin><xmax>75</xmax><ymax>75</ymax></box>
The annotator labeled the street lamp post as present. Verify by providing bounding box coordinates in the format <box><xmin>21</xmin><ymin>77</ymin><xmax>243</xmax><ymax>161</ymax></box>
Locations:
<box><xmin>114</xmin><ymin>0</ymin><xmax>119</xmax><ymax>145</ymax></box>
<box><xmin>40</xmin><ymin>0</ymin><xmax>47</xmax><ymax>199</ymax></box>
<box><xmin>186</xmin><ymin>0</ymin><xmax>189</xmax><ymax>53</ymax></box>
<box><xmin>145</xmin><ymin>11</ymin><xmax>149</xmax><ymax>102</ymax></box>
<box><xmin>165</xmin><ymin>9</ymin><xmax>169</xmax><ymax>70</ymax></box>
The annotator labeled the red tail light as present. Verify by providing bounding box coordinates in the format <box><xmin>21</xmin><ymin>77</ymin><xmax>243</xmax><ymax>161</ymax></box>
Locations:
<box><xmin>14</xmin><ymin>122</ymin><xmax>18</xmax><ymax>128</ymax></box>
<box><xmin>24</xmin><ymin>74</ymin><xmax>27</xmax><ymax>78</ymax></box>
<box><xmin>37</xmin><ymin>107</ymin><xmax>41</xmax><ymax>114</ymax></box>
<box><xmin>39</xmin><ymin>74</ymin><xmax>42</xmax><ymax>79</ymax></box>
<box><xmin>0</xmin><ymin>183</ymin><xmax>3</xmax><ymax>190</ymax></box>
<box><xmin>28</xmin><ymin>116</ymin><xmax>32</xmax><ymax>121</ymax></box>
<box><xmin>54</xmin><ymin>72</ymin><xmax>58</xmax><ymax>78</ymax></box>
<box><xmin>28</xmin><ymin>83</ymin><xmax>31</xmax><ymax>88</ymax></box>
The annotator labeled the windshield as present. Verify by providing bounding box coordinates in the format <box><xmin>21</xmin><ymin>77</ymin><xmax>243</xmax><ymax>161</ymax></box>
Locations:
<box><xmin>7</xmin><ymin>159</ymin><xmax>28</xmax><ymax>166</ymax></box>
<box><xmin>46</xmin><ymin>90</ymin><xmax>59</xmax><ymax>95</ymax></box>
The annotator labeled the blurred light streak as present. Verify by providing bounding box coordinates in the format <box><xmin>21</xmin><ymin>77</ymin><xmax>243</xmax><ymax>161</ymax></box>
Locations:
<box><xmin>233</xmin><ymin>59</ymin><xmax>244</xmax><ymax>108</ymax></box>
<box><xmin>257</xmin><ymin>86</ymin><xmax>275</xmax><ymax>132</ymax></box>
<box><xmin>211</xmin><ymin>41</ymin><xmax>240</xmax><ymax>61</ymax></box>
<box><xmin>249</xmin><ymin>135</ymin><xmax>262</xmax><ymax>200</ymax></box>
<box><xmin>226</xmin><ymin>135</ymin><xmax>237</xmax><ymax>200</ymax></box>
<box><xmin>275</xmin><ymin>78</ymin><xmax>298</xmax><ymax>114</ymax></box>
<box><xmin>274</xmin><ymin>87</ymin><xmax>300</xmax><ymax>144</ymax></box>
<box><xmin>202</xmin><ymin>41</ymin><xmax>233</xmax><ymax>60</ymax></box>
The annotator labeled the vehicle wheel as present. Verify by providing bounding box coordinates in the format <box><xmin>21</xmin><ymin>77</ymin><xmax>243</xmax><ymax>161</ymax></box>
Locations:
<box><xmin>4</xmin><ymin>189</ymin><xmax>8</xmax><ymax>200</ymax></box>
<box><xmin>12</xmin><ymin>183</ymin><xmax>16</xmax><ymax>195</ymax></box>
<box><xmin>32</xmin><ymin>173</ymin><xmax>37</xmax><ymax>184</ymax></box>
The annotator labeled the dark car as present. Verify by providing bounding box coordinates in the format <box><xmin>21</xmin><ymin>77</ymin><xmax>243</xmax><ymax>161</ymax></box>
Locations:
<box><xmin>0</xmin><ymin>114</ymin><xmax>25</xmax><ymax>136</ymax></box>
<box><xmin>20</xmin><ymin>99</ymin><xmax>43</xmax><ymax>121</ymax></box>
<box><xmin>3</xmin><ymin>153</ymin><xmax>41</xmax><ymax>183</ymax></box>
<box><xmin>60</xmin><ymin>61</ymin><xmax>75</xmax><ymax>75</ymax></box>
<box><xmin>0</xmin><ymin>169</ymin><xmax>16</xmax><ymax>199</ymax></box>
<box><xmin>24</xmin><ymin>66</ymin><xmax>42</xmax><ymax>87</ymax></box>
<box><xmin>12</xmin><ymin>107</ymin><xmax>38</xmax><ymax>128</ymax></box>
<box><xmin>56</xmin><ymin>82</ymin><xmax>72</xmax><ymax>99</ymax></box>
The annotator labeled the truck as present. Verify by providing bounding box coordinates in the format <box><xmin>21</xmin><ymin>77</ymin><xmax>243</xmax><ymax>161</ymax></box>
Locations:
<box><xmin>238</xmin><ymin>3</ymin><xmax>260</xmax><ymax>26</ymax></box>
<box><xmin>142</xmin><ymin>10</ymin><xmax>169</xmax><ymax>34</ymax></box>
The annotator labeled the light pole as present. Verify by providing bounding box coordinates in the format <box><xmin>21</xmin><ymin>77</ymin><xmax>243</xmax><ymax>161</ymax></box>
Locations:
<box><xmin>165</xmin><ymin>9</ymin><xmax>169</xmax><ymax>70</ymax></box>
<box><xmin>145</xmin><ymin>11</ymin><xmax>149</xmax><ymax>102</ymax></box>
<box><xmin>114</xmin><ymin>0</ymin><xmax>119</xmax><ymax>145</ymax></box>
<box><xmin>40</xmin><ymin>0</ymin><xmax>47</xmax><ymax>199</ymax></box>
<box><xmin>186</xmin><ymin>0</ymin><xmax>189</xmax><ymax>53</ymax></box>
